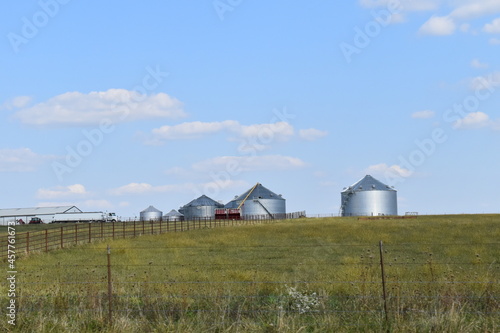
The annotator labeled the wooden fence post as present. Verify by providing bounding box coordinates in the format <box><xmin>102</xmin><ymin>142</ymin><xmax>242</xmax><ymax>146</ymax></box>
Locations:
<box><xmin>379</xmin><ymin>240</ymin><xmax>389</xmax><ymax>324</ymax></box>
<box><xmin>134</xmin><ymin>220</ymin><xmax>136</xmax><ymax>237</ymax></box>
<box><xmin>45</xmin><ymin>229</ymin><xmax>48</xmax><ymax>252</ymax></box>
<box><xmin>88</xmin><ymin>223</ymin><xmax>92</xmax><ymax>243</ymax></box>
<box><xmin>112</xmin><ymin>222</ymin><xmax>115</xmax><ymax>239</ymax></box>
<box><xmin>60</xmin><ymin>227</ymin><xmax>64</xmax><ymax>249</ymax></box>
<box><xmin>26</xmin><ymin>232</ymin><xmax>30</xmax><ymax>254</ymax></box>
<box><xmin>123</xmin><ymin>222</ymin><xmax>125</xmax><ymax>238</ymax></box>
<box><xmin>75</xmin><ymin>225</ymin><xmax>78</xmax><ymax>244</ymax></box>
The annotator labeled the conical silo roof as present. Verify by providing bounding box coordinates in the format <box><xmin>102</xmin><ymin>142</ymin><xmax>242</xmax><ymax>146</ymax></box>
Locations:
<box><xmin>225</xmin><ymin>183</ymin><xmax>284</xmax><ymax>209</ymax></box>
<box><xmin>141</xmin><ymin>205</ymin><xmax>162</xmax><ymax>213</ymax></box>
<box><xmin>342</xmin><ymin>175</ymin><xmax>396</xmax><ymax>193</ymax></box>
<box><xmin>164</xmin><ymin>209</ymin><xmax>184</xmax><ymax>217</ymax></box>
<box><xmin>183</xmin><ymin>195</ymin><xmax>224</xmax><ymax>208</ymax></box>
<box><xmin>234</xmin><ymin>183</ymin><xmax>284</xmax><ymax>201</ymax></box>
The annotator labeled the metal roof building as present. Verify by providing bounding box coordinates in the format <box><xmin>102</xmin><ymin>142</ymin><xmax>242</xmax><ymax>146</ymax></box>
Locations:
<box><xmin>140</xmin><ymin>206</ymin><xmax>163</xmax><ymax>221</ymax></box>
<box><xmin>0</xmin><ymin>206</ymin><xmax>82</xmax><ymax>225</ymax></box>
<box><xmin>225</xmin><ymin>183</ymin><xmax>286</xmax><ymax>219</ymax></box>
<box><xmin>163</xmin><ymin>209</ymin><xmax>184</xmax><ymax>222</ymax></box>
<box><xmin>179</xmin><ymin>195</ymin><xmax>224</xmax><ymax>220</ymax></box>
<box><xmin>340</xmin><ymin>175</ymin><xmax>397</xmax><ymax>217</ymax></box>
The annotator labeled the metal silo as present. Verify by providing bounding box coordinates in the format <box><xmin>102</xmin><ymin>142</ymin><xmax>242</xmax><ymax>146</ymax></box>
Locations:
<box><xmin>163</xmin><ymin>209</ymin><xmax>184</xmax><ymax>222</ymax></box>
<box><xmin>340</xmin><ymin>175</ymin><xmax>397</xmax><ymax>217</ymax></box>
<box><xmin>179</xmin><ymin>195</ymin><xmax>224</xmax><ymax>221</ymax></box>
<box><xmin>140</xmin><ymin>205</ymin><xmax>163</xmax><ymax>221</ymax></box>
<box><xmin>225</xmin><ymin>183</ymin><xmax>286</xmax><ymax>219</ymax></box>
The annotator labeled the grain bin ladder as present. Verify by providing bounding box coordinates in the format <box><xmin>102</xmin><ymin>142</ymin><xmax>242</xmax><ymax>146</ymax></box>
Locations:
<box><xmin>237</xmin><ymin>183</ymin><xmax>260</xmax><ymax>210</ymax></box>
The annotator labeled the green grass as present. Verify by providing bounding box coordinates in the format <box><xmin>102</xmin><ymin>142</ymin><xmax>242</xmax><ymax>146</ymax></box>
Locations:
<box><xmin>1</xmin><ymin>215</ymin><xmax>499</xmax><ymax>332</ymax></box>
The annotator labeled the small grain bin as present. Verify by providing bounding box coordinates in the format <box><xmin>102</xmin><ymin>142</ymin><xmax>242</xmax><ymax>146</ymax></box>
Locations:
<box><xmin>140</xmin><ymin>205</ymin><xmax>163</xmax><ymax>221</ymax></box>
<box><xmin>163</xmin><ymin>209</ymin><xmax>184</xmax><ymax>222</ymax></box>
<box><xmin>225</xmin><ymin>183</ymin><xmax>286</xmax><ymax>219</ymax></box>
<box><xmin>340</xmin><ymin>175</ymin><xmax>397</xmax><ymax>217</ymax></box>
<box><xmin>179</xmin><ymin>195</ymin><xmax>224</xmax><ymax>221</ymax></box>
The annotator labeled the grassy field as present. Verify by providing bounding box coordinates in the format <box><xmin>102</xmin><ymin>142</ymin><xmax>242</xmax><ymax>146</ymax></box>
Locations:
<box><xmin>1</xmin><ymin>215</ymin><xmax>499</xmax><ymax>332</ymax></box>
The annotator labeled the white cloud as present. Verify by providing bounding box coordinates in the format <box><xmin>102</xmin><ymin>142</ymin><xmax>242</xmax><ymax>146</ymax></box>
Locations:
<box><xmin>452</xmin><ymin>112</ymin><xmax>493</xmax><ymax>129</ymax></box>
<box><xmin>109</xmin><ymin>180</ymin><xmax>246</xmax><ymax>196</ymax></box>
<box><xmin>362</xmin><ymin>1</ymin><xmax>500</xmax><ymax>36</ymax></box>
<box><xmin>460</xmin><ymin>23</ymin><xmax>471</xmax><ymax>33</ymax></box>
<box><xmin>470</xmin><ymin>59</ymin><xmax>489</xmax><ymax>69</ymax></box>
<box><xmin>192</xmin><ymin>155</ymin><xmax>307</xmax><ymax>173</ymax></box>
<box><xmin>359</xmin><ymin>0</ymin><xmax>440</xmax><ymax>12</ymax></box>
<box><xmin>298</xmin><ymin>128</ymin><xmax>328</xmax><ymax>141</ymax></box>
<box><xmin>36</xmin><ymin>184</ymin><xmax>89</xmax><ymax>199</ymax></box>
<box><xmin>81</xmin><ymin>200</ymin><xmax>114</xmax><ymax>210</ymax></box>
<box><xmin>1</xmin><ymin>96</ymin><xmax>32</xmax><ymax>110</ymax></box>
<box><xmin>151</xmin><ymin>120</ymin><xmax>238</xmax><ymax>141</ymax></box>
<box><xmin>450</xmin><ymin>2</ymin><xmax>500</xmax><ymax>20</ymax></box>
<box><xmin>469</xmin><ymin>72</ymin><xmax>500</xmax><ymax>90</ymax></box>
<box><xmin>146</xmin><ymin>120</ymin><xmax>296</xmax><ymax>146</ymax></box>
<box><xmin>37</xmin><ymin>199</ymin><xmax>114</xmax><ymax>210</ymax></box>
<box><xmin>366</xmin><ymin>163</ymin><xmax>413</xmax><ymax>178</ymax></box>
<box><xmin>13</xmin><ymin>89</ymin><xmax>186</xmax><ymax>126</ymax></box>
<box><xmin>419</xmin><ymin>16</ymin><xmax>456</xmax><ymax>36</ymax></box>
<box><xmin>0</xmin><ymin>148</ymin><xmax>55</xmax><ymax>172</ymax></box>
<box><xmin>483</xmin><ymin>17</ymin><xmax>500</xmax><ymax>33</ymax></box>
<box><xmin>489</xmin><ymin>37</ymin><xmax>500</xmax><ymax>44</ymax></box>
<box><xmin>411</xmin><ymin>110</ymin><xmax>435</xmax><ymax>119</ymax></box>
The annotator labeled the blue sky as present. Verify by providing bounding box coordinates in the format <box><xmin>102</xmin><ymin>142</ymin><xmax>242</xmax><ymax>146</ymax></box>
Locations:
<box><xmin>1</xmin><ymin>0</ymin><xmax>499</xmax><ymax>218</ymax></box>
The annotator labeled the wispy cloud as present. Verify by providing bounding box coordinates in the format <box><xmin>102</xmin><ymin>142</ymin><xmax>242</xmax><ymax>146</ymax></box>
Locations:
<box><xmin>145</xmin><ymin>120</ymin><xmax>296</xmax><ymax>146</ymax></box>
<box><xmin>412</xmin><ymin>110</ymin><xmax>435</xmax><ymax>119</ymax></box>
<box><xmin>1</xmin><ymin>96</ymin><xmax>32</xmax><ymax>110</ymax></box>
<box><xmin>453</xmin><ymin>112</ymin><xmax>500</xmax><ymax>130</ymax></box>
<box><xmin>483</xmin><ymin>18</ymin><xmax>500</xmax><ymax>33</ymax></box>
<box><xmin>191</xmin><ymin>155</ymin><xmax>307</xmax><ymax>173</ymax></box>
<box><xmin>13</xmin><ymin>89</ymin><xmax>186</xmax><ymax>126</ymax></box>
<box><xmin>36</xmin><ymin>184</ymin><xmax>89</xmax><ymax>200</ymax></box>
<box><xmin>0</xmin><ymin>148</ymin><xmax>56</xmax><ymax>172</ymax></box>
<box><xmin>366</xmin><ymin>163</ymin><xmax>413</xmax><ymax>179</ymax></box>
<box><xmin>109</xmin><ymin>180</ymin><xmax>246</xmax><ymax>196</ymax></box>
<box><xmin>298</xmin><ymin>128</ymin><xmax>328</xmax><ymax>141</ymax></box>
<box><xmin>361</xmin><ymin>0</ymin><xmax>500</xmax><ymax>37</ymax></box>
<box><xmin>470</xmin><ymin>59</ymin><xmax>489</xmax><ymax>69</ymax></box>
<box><xmin>419</xmin><ymin>16</ymin><xmax>456</xmax><ymax>36</ymax></box>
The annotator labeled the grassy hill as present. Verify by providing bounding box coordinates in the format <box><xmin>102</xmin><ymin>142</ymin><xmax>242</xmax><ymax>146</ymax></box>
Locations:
<box><xmin>2</xmin><ymin>215</ymin><xmax>499</xmax><ymax>332</ymax></box>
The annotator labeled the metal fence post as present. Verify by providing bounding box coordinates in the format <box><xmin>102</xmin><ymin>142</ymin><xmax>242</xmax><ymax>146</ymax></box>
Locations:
<box><xmin>107</xmin><ymin>245</ymin><xmax>113</xmax><ymax>325</ymax></box>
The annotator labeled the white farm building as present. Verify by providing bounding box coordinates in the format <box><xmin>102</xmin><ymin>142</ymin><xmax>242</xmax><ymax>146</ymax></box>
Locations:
<box><xmin>0</xmin><ymin>206</ymin><xmax>82</xmax><ymax>225</ymax></box>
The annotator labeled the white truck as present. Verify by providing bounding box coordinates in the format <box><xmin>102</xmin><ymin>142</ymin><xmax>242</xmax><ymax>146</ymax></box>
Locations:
<box><xmin>48</xmin><ymin>212</ymin><xmax>118</xmax><ymax>223</ymax></box>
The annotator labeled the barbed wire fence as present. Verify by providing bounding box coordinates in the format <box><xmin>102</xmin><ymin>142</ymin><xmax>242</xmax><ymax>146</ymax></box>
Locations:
<box><xmin>9</xmin><ymin>241</ymin><xmax>500</xmax><ymax>328</ymax></box>
<box><xmin>0</xmin><ymin>211</ymin><xmax>306</xmax><ymax>260</ymax></box>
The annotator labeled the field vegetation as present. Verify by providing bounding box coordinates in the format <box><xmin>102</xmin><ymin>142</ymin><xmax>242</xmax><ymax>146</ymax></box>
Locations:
<box><xmin>1</xmin><ymin>214</ymin><xmax>499</xmax><ymax>332</ymax></box>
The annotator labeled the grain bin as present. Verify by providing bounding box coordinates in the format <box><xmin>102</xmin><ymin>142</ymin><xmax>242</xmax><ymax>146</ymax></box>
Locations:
<box><xmin>163</xmin><ymin>209</ymin><xmax>184</xmax><ymax>222</ymax></box>
<box><xmin>140</xmin><ymin>205</ymin><xmax>163</xmax><ymax>221</ymax></box>
<box><xmin>225</xmin><ymin>183</ymin><xmax>286</xmax><ymax>219</ymax></box>
<box><xmin>179</xmin><ymin>195</ymin><xmax>224</xmax><ymax>221</ymax></box>
<box><xmin>340</xmin><ymin>175</ymin><xmax>397</xmax><ymax>217</ymax></box>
